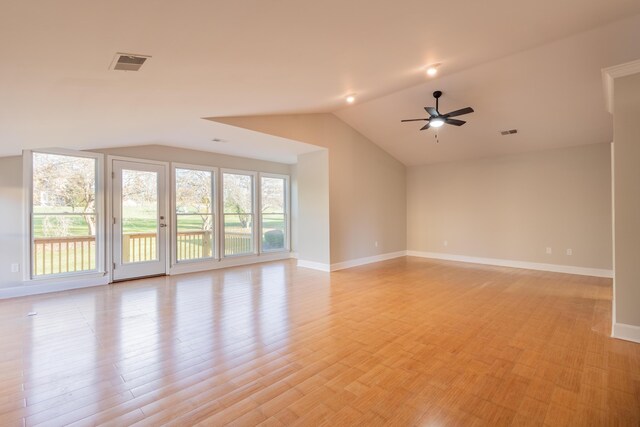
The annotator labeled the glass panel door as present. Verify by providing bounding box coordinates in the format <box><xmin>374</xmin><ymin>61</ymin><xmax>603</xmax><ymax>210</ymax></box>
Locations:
<box><xmin>112</xmin><ymin>160</ymin><xmax>167</xmax><ymax>281</ymax></box>
<box><xmin>121</xmin><ymin>169</ymin><xmax>159</xmax><ymax>263</ymax></box>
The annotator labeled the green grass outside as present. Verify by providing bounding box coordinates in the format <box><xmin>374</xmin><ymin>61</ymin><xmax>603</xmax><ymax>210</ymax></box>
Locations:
<box><xmin>33</xmin><ymin>214</ymin><xmax>284</xmax><ymax>236</ymax></box>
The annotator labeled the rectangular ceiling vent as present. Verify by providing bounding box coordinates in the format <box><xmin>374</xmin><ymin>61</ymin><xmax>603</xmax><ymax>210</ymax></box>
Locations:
<box><xmin>500</xmin><ymin>129</ymin><xmax>518</xmax><ymax>136</ymax></box>
<box><xmin>110</xmin><ymin>53</ymin><xmax>151</xmax><ymax>71</ymax></box>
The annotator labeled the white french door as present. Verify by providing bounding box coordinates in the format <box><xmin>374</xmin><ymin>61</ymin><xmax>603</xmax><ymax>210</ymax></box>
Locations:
<box><xmin>112</xmin><ymin>159</ymin><xmax>167</xmax><ymax>281</ymax></box>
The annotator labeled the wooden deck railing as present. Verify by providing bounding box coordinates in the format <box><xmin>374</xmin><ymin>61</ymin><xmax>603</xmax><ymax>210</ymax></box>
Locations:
<box><xmin>33</xmin><ymin>230</ymin><xmax>253</xmax><ymax>275</ymax></box>
<box><xmin>122</xmin><ymin>232</ymin><xmax>157</xmax><ymax>263</ymax></box>
<box><xmin>33</xmin><ymin>236</ymin><xmax>96</xmax><ymax>276</ymax></box>
<box><xmin>224</xmin><ymin>232</ymin><xmax>252</xmax><ymax>256</ymax></box>
<box><xmin>122</xmin><ymin>231</ymin><xmax>252</xmax><ymax>260</ymax></box>
<box><xmin>176</xmin><ymin>231</ymin><xmax>212</xmax><ymax>260</ymax></box>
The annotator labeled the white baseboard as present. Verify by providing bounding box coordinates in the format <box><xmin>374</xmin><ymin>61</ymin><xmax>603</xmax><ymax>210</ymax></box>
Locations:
<box><xmin>297</xmin><ymin>251</ymin><xmax>407</xmax><ymax>273</ymax></box>
<box><xmin>330</xmin><ymin>251</ymin><xmax>407</xmax><ymax>271</ymax></box>
<box><xmin>0</xmin><ymin>275</ymin><xmax>110</xmax><ymax>299</ymax></box>
<box><xmin>612</xmin><ymin>323</ymin><xmax>640</xmax><ymax>343</ymax></box>
<box><xmin>297</xmin><ymin>259</ymin><xmax>331</xmax><ymax>272</ymax></box>
<box><xmin>3</xmin><ymin>249</ymin><xmax>612</xmax><ymax>299</ymax></box>
<box><xmin>169</xmin><ymin>251</ymin><xmax>293</xmax><ymax>275</ymax></box>
<box><xmin>407</xmin><ymin>251</ymin><xmax>613</xmax><ymax>278</ymax></box>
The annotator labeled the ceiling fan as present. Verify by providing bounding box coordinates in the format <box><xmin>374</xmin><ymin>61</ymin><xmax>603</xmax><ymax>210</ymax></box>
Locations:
<box><xmin>401</xmin><ymin>91</ymin><xmax>474</xmax><ymax>130</ymax></box>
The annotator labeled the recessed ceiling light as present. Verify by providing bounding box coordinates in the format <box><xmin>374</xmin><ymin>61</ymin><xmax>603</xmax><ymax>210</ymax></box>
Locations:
<box><xmin>346</xmin><ymin>95</ymin><xmax>356</xmax><ymax>104</ymax></box>
<box><xmin>426</xmin><ymin>64</ymin><xmax>440</xmax><ymax>76</ymax></box>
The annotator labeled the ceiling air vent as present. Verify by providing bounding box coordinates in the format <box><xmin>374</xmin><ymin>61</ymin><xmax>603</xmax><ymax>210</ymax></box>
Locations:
<box><xmin>500</xmin><ymin>129</ymin><xmax>518</xmax><ymax>136</ymax></box>
<box><xmin>110</xmin><ymin>53</ymin><xmax>151</xmax><ymax>71</ymax></box>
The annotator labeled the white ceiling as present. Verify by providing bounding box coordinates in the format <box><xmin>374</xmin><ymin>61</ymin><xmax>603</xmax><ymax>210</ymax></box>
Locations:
<box><xmin>335</xmin><ymin>14</ymin><xmax>640</xmax><ymax>165</ymax></box>
<box><xmin>1</xmin><ymin>1</ymin><xmax>639</xmax><ymax>164</ymax></box>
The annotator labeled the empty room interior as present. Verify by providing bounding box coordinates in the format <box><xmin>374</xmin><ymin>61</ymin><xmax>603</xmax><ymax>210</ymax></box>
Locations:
<box><xmin>1</xmin><ymin>1</ymin><xmax>640</xmax><ymax>426</ymax></box>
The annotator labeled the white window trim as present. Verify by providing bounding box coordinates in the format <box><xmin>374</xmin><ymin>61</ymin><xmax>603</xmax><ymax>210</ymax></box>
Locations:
<box><xmin>22</xmin><ymin>148</ymin><xmax>106</xmax><ymax>283</ymax></box>
<box><xmin>220</xmin><ymin>168</ymin><xmax>258</xmax><ymax>258</ymax></box>
<box><xmin>259</xmin><ymin>172</ymin><xmax>291</xmax><ymax>254</ymax></box>
<box><xmin>171</xmin><ymin>163</ymin><xmax>218</xmax><ymax>267</ymax></box>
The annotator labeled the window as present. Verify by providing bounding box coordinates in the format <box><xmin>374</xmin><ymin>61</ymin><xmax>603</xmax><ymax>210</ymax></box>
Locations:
<box><xmin>29</xmin><ymin>150</ymin><xmax>102</xmax><ymax>277</ymax></box>
<box><xmin>222</xmin><ymin>171</ymin><xmax>255</xmax><ymax>256</ymax></box>
<box><xmin>261</xmin><ymin>175</ymin><xmax>288</xmax><ymax>252</ymax></box>
<box><xmin>174</xmin><ymin>167</ymin><xmax>215</xmax><ymax>262</ymax></box>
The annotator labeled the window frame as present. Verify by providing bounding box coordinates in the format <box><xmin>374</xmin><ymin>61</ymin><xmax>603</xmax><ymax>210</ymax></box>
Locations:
<box><xmin>171</xmin><ymin>163</ymin><xmax>218</xmax><ymax>265</ymax></box>
<box><xmin>259</xmin><ymin>172</ymin><xmax>290</xmax><ymax>254</ymax></box>
<box><xmin>23</xmin><ymin>148</ymin><xmax>105</xmax><ymax>282</ymax></box>
<box><xmin>220</xmin><ymin>168</ymin><xmax>258</xmax><ymax>258</ymax></box>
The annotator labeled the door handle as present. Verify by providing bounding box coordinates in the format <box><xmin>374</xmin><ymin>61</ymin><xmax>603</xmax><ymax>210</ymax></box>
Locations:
<box><xmin>160</xmin><ymin>224</ymin><xmax>167</xmax><ymax>228</ymax></box>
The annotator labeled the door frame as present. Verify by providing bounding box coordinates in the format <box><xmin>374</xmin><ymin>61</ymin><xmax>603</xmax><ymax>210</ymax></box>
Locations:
<box><xmin>106</xmin><ymin>155</ymin><xmax>170</xmax><ymax>282</ymax></box>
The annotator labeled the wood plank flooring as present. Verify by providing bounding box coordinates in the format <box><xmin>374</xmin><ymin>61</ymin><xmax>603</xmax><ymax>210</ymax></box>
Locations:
<box><xmin>0</xmin><ymin>257</ymin><xmax>638</xmax><ymax>426</ymax></box>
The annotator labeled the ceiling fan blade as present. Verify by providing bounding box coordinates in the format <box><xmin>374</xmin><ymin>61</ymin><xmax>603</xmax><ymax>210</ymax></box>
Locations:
<box><xmin>445</xmin><ymin>118</ymin><xmax>466</xmax><ymax>126</ymax></box>
<box><xmin>442</xmin><ymin>107</ymin><xmax>474</xmax><ymax>118</ymax></box>
<box><xmin>420</xmin><ymin>123</ymin><xmax>431</xmax><ymax>130</ymax></box>
<box><xmin>425</xmin><ymin>107</ymin><xmax>438</xmax><ymax>117</ymax></box>
<box><xmin>401</xmin><ymin>118</ymin><xmax>428</xmax><ymax>122</ymax></box>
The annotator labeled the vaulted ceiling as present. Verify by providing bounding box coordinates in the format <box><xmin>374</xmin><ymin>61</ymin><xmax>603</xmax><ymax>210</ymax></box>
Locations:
<box><xmin>335</xmin><ymin>15</ymin><xmax>640</xmax><ymax>165</ymax></box>
<box><xmin>1</xmin><ymin>1</ymin><xmax>640</xmax><ymax>164</ymax></box>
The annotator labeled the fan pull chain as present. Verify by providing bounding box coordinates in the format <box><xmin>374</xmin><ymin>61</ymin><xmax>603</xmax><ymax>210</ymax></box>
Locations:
<box><xmin>435</xmin><ymin>132</ymin><xmax>439</xmax><ymax>143</ymax></box>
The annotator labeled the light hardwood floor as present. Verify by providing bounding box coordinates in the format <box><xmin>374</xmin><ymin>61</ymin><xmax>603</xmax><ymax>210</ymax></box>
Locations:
<box><xmin>0</xmin><ymin>257</ymin><xmax>638</xmax><ymax>426</ymax></box>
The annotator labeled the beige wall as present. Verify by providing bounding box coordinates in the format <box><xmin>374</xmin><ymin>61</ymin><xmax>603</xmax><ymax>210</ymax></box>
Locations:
<box><xmin>613</xmin><ymin>72</ymin><xmax>640</xmax><ymax>328</ymax></box>
<box><xmin>295</xmin><ymin>150</ymin><xmax>330</xmax><ymax>264</ymax></box>
<box><xmin>0</xmin><ymin>156</ymin><xmax>23</xmax><ymax>288</ymax></box>
<box><xmin>407</xmin><ymin>143</ymin><xmax>613</xmax><ymax>270</ymax></box>
<box><xmin>0</xmin><ymin>124</ymin><xmax>620</xmax><ymax>290</ymax></box>
<box><xmin>213</xmin><ymin>114</ymin><xmax>407</xmax><ymax>264</ymax></box>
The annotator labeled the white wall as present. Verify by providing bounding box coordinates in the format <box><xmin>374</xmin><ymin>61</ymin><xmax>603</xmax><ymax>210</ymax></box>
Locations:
<box><xmin>613</xmin><ymin>72</ymin><xmax>640</xmax><ymax>332</ymax></box>
<box><xmin>0</xmin><ymin>156</ymin><xmax>23</xmax><ymax>287</ymax></box>
<box><xmin>295</xmin><ymin>150</ymin><xmax>330</xmax><ymax>265</ymax></box>
<box><xmin>407</xmin><ymin>143</ymin><xmax>613</xmax><ymax>270</ymax></box>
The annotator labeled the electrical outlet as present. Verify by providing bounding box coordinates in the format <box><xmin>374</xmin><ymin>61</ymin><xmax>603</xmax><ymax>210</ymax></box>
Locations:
<box><xmin>444</xmin><ymin>240</ymin><xmax>448</xmax><ymax>247</ymax></box>
<box><xmin>11</xmin><ymin>263</ymin><xmax>19</xmax><ymax>273</ymax></box>
<box><xmin>566</xmin><ymin>249</ymin><xmax>572</xmax><ymax>256</ymax></box>
<box><xmin>545</xmin><ymin>247</ymin><xmax>552</xmax><ymax>255</ymax></box>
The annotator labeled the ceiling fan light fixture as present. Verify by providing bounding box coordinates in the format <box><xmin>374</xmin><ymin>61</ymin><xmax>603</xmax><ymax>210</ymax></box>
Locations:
<box><xmin>400</xmin><ymin>90</ymin><xmax>473</xmax><ymax>133</ymax></box>
<box><xmin>430</xmin><ymin>118</ymin><xmax>445</xmax><ymax>127</ymax></box>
